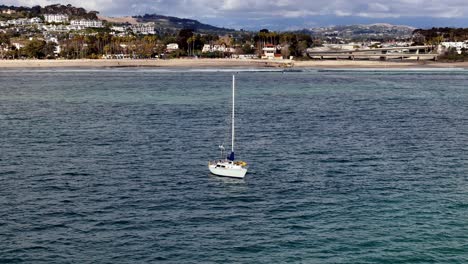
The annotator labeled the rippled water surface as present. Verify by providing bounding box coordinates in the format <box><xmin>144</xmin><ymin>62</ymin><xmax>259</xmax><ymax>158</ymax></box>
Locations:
<box><xmin>1</xmin><ymin>68</ymin><xmax>467</xmax><ymax>263</ymax></box>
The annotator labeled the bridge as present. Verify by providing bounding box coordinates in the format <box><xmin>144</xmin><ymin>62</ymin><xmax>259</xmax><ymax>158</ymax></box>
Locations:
<box><xmin>307</xmin><ymin>45</ymin><xmax>438</xmax><ymax>61</ymax></box>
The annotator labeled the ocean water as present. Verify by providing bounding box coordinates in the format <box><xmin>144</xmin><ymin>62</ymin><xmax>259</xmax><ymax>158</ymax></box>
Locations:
<box><xmin>0</xmin><ymin>68</ymin><xmax>467</xmax><ymax>263</ymax></box>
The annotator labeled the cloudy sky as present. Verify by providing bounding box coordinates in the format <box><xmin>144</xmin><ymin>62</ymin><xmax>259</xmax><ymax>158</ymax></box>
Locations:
<box><xmin>4</xmin><ymin>0</ymin><xmax>468</xmax><ymax>30</ymax></box>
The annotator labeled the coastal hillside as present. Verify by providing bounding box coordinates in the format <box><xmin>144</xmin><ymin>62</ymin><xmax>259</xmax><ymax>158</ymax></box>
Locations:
<box><xmin>40</xmin><ymin>4</ymin><xmax>98</xmax><ymax>20</ymax></box>
<box><xmin>0</xmin><ymin>4</ymin><xmax>98</xmax><ymax>20</ymax></box>
<box><xmin>98</xmin><ymin>13</ymin><xmax>235</xmax><ymax>34</ymax></box>
<box><xmin>1</xmin><ymin>4</ymin><xmax>233</xmax><ymax>34</ymax></box>
<box><xmin>97</xmin><ymin>15</ymin><xmax>139</xmax><ymax>25</ymax></box>
<box><xmin>133</xmin><ymin>14</ymin><xmax>235</xmax><ymax>34</ymax></box>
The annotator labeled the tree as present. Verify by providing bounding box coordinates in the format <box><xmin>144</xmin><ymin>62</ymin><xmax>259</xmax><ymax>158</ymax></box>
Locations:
<box><xmin>30</xmin><ymin>5</ymin><xmax>41</xmax><ymax>17</ymax></box>
<box><xmin>0</xmin><ymin>33</ymin><xmax>10</xmax><ymax>59</ymax></box>
<box><xmin>297</xmin><ymin>40</ymin><xmax>309</xmax><ymax>56</ymax></box>
<box><xmin>427</xmin><ymin>35</ymin><xmax>444</xmax><ymax>46</ymax></box>
<box><xmin>241</xmin><ymin>44</ymin><xmax>254</xmax><ymax>54</ymax></box>
<box><xmin>177</xmin><ymin>28</ymin><xmax>194</xmax><ymax>53</ymax></box>
<box><xmin>0</xmin><ymin>33</ymin><xmax>10</xmax><ymax>46</ymax></box>
<box><xmin>45</xmin><ymin>42</ymin><xmax>57</xmax><ymax>58</ymax></box>
<box><xmin>154</xmin><ymin>43</ymin><xmax>166</xmax><ymax>57</ymax></box>
<box><xmin>281</xmin><ymin>45</ymin><xmax>290</xmax><ymax>58</ymax></box>
<box><xmin>23</xmin><ymin>39</ymin><xmax>46</xmax><ymax>58</ymax></box>
<box><xmin>136</xmin><ymin>35</ymin><xmax>157</xmax><ymax>58</ymax></box>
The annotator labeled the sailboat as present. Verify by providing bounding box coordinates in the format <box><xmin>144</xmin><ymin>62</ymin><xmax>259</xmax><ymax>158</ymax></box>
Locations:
<box><xmin>208</xmin><ymin>75</ymin><xmax>248</xmax><ymax>178</ymax></box>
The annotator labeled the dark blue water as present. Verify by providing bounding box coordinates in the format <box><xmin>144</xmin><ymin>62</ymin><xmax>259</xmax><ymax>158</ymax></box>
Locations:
<box><xmin>1</xmin><ymin>69</ymin><xmax>467</xmax><ymax>263</ymax></box>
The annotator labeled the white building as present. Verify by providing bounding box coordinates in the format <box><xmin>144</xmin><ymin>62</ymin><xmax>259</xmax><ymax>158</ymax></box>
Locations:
<box><xmin>67</xmin><ymin>25</ymin><xmax>85</xmax><ymax>31</ymax></box>
<box><xmin>44</xmin><ymin>14</ymin><xmax>69</xmax><ymax>23</ymax></box>
<box><xmin>42</xmin><ymin>24</ymin><xmax>69</xmax><ymax>32</ymax></box>
<box><xmin>202</xmin><ymin>44</ymin><xmax>211</xmax><ymax>53</ymax></box>
<box><xmin>46</xmin><ymin>36</ymin><xmax>59</xmax><ymax>44</ymax></box>
<box><xmin>1</xmin><ymin>9</ymin><xmax>16</xmax><ymax>15</ymax></box>
<box><xmin>262</xmin><ymin>44</ymin><xmax>276</xmax><ymax>59</ymax></box>
<box><xmin>440</xmin><ymin>42</ymin><xmax>468</xmax><ymax>54</ymax></box>
<box><xmin>70</xmin><ymin>19</ymin><xmax>103</xmax><ymax>28</ymax></box>
<box><xmin>202</xmin><ymin>44</ymin><xmax>236</xmax><ymax>53</ymax></box>
<box><xmin>8</xmin><ymin>17</ymin><xmax>43</xmax><ymax>25</ymax></box>
<box><xmin>166</xmin><ymin>43</ymin><xmax>179</xmax><ymax>52</ymax></box>
<box><xmin>30</xmin><ymin>17</ymin><xmax>43</xmax><ymax>24</ymax></box>
<box><xmin>131</xmin><ymin>23</ymin><xmax>156</xmax><ymax>34</ymax></box>
<box><xmin>111</xmin><ymin>26</ymin><xmax>126</xmax><ymax>32</ymax></box>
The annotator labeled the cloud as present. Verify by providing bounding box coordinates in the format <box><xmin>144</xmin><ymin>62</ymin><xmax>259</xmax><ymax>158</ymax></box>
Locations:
<box><xmin>4</xmin><ymin>0</ymin><xmax>468</xmax><ymax>18</ymax></box>
<box><xmin>4</xmin><ymin>0</ymin><xmax>468</xmax><ymax>28</ymax></box>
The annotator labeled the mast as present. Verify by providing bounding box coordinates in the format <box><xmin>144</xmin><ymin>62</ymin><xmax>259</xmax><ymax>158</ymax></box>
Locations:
<box><xmin>231</xmin><ymin>75</ymin><xmax>235</xmax><ymax>154</ymax></box>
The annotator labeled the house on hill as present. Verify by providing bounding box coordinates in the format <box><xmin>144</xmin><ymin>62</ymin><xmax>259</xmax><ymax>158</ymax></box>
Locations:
<box><xmin>70</xmin><ymin>19</ymin><xmax>103</xmax><ymax>28</ymax></box>
<box><xmin>1</xmin><ymin>9</ymin><xmax>16</xmax><ymax>15</ymax></box>
<box><xmin>44</xmin><ymin>14</ymin><xmax>69</xmax><ymax>23</ymax></box>
<box><xmin>131</xmin><ymin>23</ymin><xmax>156</xmax><ymax>35</ymax></box>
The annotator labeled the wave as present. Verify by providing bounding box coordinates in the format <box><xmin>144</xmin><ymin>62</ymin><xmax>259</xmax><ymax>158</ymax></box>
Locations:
<box><xmin>318</xmin><ymin>68</ymin><xmax>468</xmax><ymax>73</ymax></box>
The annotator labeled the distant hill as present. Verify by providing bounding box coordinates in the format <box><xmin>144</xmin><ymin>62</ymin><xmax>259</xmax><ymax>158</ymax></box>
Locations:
<box><xmin>133</xmin><ymin>14</ymin><xmax>235</xmax><ymax>34</ymax></box>
<box><xmin>300</xmin><ymin>23</ymin><xmax>415</xmax><ymax>40</ymax></box>
<box><xmin>0</xmin><ymin>4</ymin><xmax>98</xmax><ymax>20</ymax></box>
<box><xmin>40</xmin><ymin>4</ymin><xmax>98</xmax><ymax>20</ymax></box>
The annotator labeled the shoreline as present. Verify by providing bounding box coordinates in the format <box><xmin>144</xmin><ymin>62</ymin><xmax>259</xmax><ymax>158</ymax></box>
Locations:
<box><xmin>0</xmin><ymin>58</ymin><xmax>467</xmax><ymax>69</ymax></box>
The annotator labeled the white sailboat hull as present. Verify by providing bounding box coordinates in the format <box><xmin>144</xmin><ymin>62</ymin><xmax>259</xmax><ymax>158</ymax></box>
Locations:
<box><xmin>209</xmin><ymin>164</ymin><xmax>247</xmax><ymax>178</ymax></box>
<box><xmin>208</xmin><ymin>75</ymin><xmax>249</xmax><ymax>179</ymax></box>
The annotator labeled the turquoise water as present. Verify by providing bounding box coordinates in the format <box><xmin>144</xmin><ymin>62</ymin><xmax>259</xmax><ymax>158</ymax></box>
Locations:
<box><xmin>1</xmin><ymin>69</ymin><xmax>467</xmax><ymax>263</ymax></box>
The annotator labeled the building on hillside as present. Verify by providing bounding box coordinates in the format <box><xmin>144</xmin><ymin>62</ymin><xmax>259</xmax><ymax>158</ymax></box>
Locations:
<box><xmin>7</xmin><ymin>17</ymin><xmax>43</xmax><ymax>26</ymax></box>
<box><xmin>44</xmin><ymin>14</ymin><xmax>69</xmax><ymax>23</ymax></box>
<box><xmin>30</xmin><ymin>17</ymin><xmax>43</xmax><ymax>24</ymax></box>
<box><xmin>111</xmin><ymin>26</ymin><xmax>126</xmax><ymax>32</ymax></box>
<box><xmin>67</xmin><ymin>25</ymin><xmax>86</xmax><ymax>31</ymax></box>
<box><xmin>45</xmin><ymin>36</ymin><xmax>59</xmax><ymax>44</ymax></box>
<box><xmin>6</xmin><ymin>19</ymin><xmax>19</xmax><ymax>26</ymax></box>
<box><xmin>44</xmin><ymin>36</ymin><xmax>61</xmax><ymax>54</ymax></box>
<box><xmin>166</xmin><ymin>43</ymin><xmax>179</xmax><ymax>52</ymax></box>
<box><xmin>1</xmin><ymin>9</ymin><xmax>16</xmax><ymax>15</ymax></box>
<box><xmin>70</xmin><ymin>19</ymin><xmax>103</xmax><ymax>28</ymax></box>
<box><xmin>42</xmin><ymin>24</ymin><xmax>69</xmax><ymax>32</ymax></box>
<box><xmin>131</xmin><ymin>23</ymin><xmax>156</xmax><ymax>35</ymax></box>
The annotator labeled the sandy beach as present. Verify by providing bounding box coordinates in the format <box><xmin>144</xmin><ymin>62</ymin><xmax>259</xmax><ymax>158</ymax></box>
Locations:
<box><xmin>0</xmin><ymin>58</ymin><xmax>467</xmax><ymax>69</ymax></box>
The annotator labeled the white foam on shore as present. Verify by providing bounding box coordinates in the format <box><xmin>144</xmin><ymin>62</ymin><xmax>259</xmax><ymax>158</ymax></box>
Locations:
<box><xmin>316</xmin><ymin>68</ymin><xmax>468</xmax><ymax>72</ymax></box>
